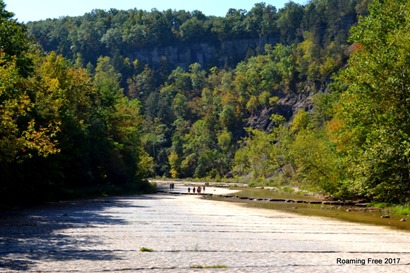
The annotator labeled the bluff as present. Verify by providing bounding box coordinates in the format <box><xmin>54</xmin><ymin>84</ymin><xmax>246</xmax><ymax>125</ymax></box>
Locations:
<box><xmin>129</xmin><ymin>37</ymin><xmax>279</xmax><ymax>70</ymax></box>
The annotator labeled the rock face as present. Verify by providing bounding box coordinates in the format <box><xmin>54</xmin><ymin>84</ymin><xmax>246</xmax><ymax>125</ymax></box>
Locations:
<box><xmin>247</xmin><ymin>91</ymin><xmax>316</xmax><ymax>131</ymax></box>
<box><xmin>128</xmin><ymin>36</ymin><xmax>279</xmax><ymax>69</ymax></box>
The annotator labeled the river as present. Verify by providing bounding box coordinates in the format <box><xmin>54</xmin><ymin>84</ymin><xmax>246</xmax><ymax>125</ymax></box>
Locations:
<box><xmin>0</xmin><ymin>186</ymin><xmax>409</xmax><ymax>272</ymax></box>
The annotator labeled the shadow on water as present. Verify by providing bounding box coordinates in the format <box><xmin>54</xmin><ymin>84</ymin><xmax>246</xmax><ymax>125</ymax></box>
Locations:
<box><xmin>0</xmin><ymin>195</ymin><xmax>153</xmax><ymax>271</ymax></box>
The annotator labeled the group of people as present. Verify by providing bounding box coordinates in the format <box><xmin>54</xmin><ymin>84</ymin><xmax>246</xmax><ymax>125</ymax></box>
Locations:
<box><xmin>188</xmin><ymin>185</ymin><xmax>205</xmax><ymax>194</ymax></box>
<box><xmin>167</xmin><ymin>183</ymin><xmax>207</xmax><ymax>194</ymax></box>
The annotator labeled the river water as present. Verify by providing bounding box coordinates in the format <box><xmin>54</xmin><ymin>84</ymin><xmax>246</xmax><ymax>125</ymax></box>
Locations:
<box><xmin>0</xmin><ymin>187</ymin><xmax>409</xmax><ymax>272</ymax></box>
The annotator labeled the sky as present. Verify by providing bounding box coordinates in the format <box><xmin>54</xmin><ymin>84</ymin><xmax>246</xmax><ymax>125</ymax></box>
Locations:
<box><xmin>4</xmin><ymin>0</ymin><xmax>308</xmax><ymax>23</ymax></box>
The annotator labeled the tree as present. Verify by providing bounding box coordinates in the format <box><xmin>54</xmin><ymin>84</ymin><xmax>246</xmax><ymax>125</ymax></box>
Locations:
<box><xmin>88</xmin><ymin>56</ymin><xmax>148</xmax><ymax>184</ymax></box>
<box><xmin>180</xmin><ymin>119</ymin><xmax>215</xmax><ymax>177</ymax></box>
<box><xmin>0</xmin><ymin>53</ymin><xmax>60</xmax><ymax>162</ymax></box>
<box><xmin>94</xmin><ymin>56</ymin><xmax>123</xmax><ymax>104</ymax></box>
<box><xmin>180</xmin><ymin>16</ymin><xmax>210</xmax><ymax>42</ymax></box>
<box><xmin>277</xmin><ymin>2</ymin><xmax>304</xmax><ymax>44</ymax></box>
<box><xmin>289</xmin><ymin>128</ymin><xmax>341</xmax><ymax>195</ymax></box>
<box><xmin>233</xmin><ymin>128</ymin><xmax>278</xmax><ymax>180</ymax></box>
<box><xmin>330</xmin><ymin>0</ymin><xmax>410</xmax><ymax>202</ymax></box>
<box><xmin>245</xmin><ymin>3</ymin><xmax>278</xmax><ymax>38</ymax></box>
<box><xmin>0</xmin><ymin>2</ymin><xmax>61</xmax><ymax>165</ymax></box>
<box><xmin>0</xmin><ymin>0</ymin><xmax>32</xmax><ymax>76</ymax></box>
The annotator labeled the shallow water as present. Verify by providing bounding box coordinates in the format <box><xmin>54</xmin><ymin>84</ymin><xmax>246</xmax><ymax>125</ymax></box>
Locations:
<box><xmin>219</xmin><ymin>187</ymin><xmax>410</xmax><ymax>232</ymax></box>
<box><xmin>0</xmin><ymin>191</ymin><xmax>409</xmax><ymax>272</ymax></box>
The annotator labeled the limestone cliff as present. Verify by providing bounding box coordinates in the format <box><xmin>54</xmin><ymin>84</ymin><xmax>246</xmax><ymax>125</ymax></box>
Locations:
<box><xmin>128</xmin><ymin>36</ymin><xmax>279</xmax><ymax>69</ymax></box>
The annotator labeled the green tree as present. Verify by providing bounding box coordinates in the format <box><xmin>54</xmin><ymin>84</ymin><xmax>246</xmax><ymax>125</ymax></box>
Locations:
<box><xmin>233</xmin><ymin>128</ymin><xmax>278</xmax><ymax>179</ymax></box>
<box><xmin>0</xmin><ymin>53</ymin><xmax>60</xmax><ymax>162</ymax></box>
<box><xmin>89</xmin><ymin>56</ymin><xmax>148</xmax><ymax>183</ymax></box>
<box><xmin>290</xmin><ymin>109</ymin><xmax>310</xmax><ymax>133</ymax></box>
<box><xmin>245</xmin><ymin>3</ymin><xmax>278</xmax><ymax>38</ymax></box>
<box><xmin>0</xmin><ymin>0</ymin><xmax>32</xmax><ymax>76</ymax></box>
<box><xmin>330</xmin><ymin>0</ymin><xmax>410</xmax><ymax>202</ymax></box>
<box><xmin>289</xmin><ymin>128</ymin><xmax>341</xmax><ymax>195</ymax></box>
<box><xmin>277</xmin><ymin>1</ymin><xmax>304</xmax><ymax>44</ymax></box>
<box><xmin>179</xmin><ymin>16</ymin><xmax>211</xmax><ymax>42</ymax></box>
<box><xmin>94</xmin><ymin>56</ymin><xmax>123</xmax><ymax>105</ymax></box>
<box><xmin>180</xmin><ymin>119</ymin><xmax>215</xmax><ymax>177</ymax></box>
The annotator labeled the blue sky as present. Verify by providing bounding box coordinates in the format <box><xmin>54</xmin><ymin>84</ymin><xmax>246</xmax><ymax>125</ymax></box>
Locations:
<box><xmin>4</xmin><ymin>0</ymin><xmax>308</xmax><ymax>22</ymax></box>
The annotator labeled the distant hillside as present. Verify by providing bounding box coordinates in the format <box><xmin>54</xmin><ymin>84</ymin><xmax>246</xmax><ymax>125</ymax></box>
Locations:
<box><xmin>24</xmin><ymin>0</ymin><xmax>371</xmax><ymax>177</ymax></box>
<box><xmin>26</xmin><ymin>1</ymin><xmax>368</xmax><ymax>70</ymax></box>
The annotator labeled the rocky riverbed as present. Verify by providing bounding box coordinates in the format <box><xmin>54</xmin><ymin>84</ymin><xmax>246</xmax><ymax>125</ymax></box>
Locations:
<box><xmin>0</xmin><ymin>186</ymin><xmax>409</xmax><ymax>272</ymax></box>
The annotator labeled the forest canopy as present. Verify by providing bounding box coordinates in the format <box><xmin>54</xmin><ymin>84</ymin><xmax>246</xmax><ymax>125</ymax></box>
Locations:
<box><xmin>0</xmin><ymin>1</ymin><xmax>154</xmax><ymax>204</ymax></box>
<box><xmin>2</xmin><ymin>0</ymin><xmax>410</xmax><ymax>204</ymax></box>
